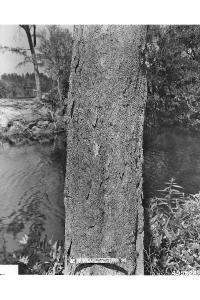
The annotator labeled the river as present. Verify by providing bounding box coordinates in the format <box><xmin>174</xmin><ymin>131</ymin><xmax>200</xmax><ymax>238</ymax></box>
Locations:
<box><xmin>1</xmin><ymin>127</ymin><xmax>200</xmax><ymax>261</ymax></box>
<box><xmin>143</xmin><ymin>127</ymin><xmax>200</xmax><ymax>203</ymax></box>
<box><xmin>0</xmin><ymin>136</ymin><xmax>66</xmax><ymax>262</ymax></box>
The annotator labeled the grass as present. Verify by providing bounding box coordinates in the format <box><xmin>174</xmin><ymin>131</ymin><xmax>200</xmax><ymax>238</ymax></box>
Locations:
<box><xmin>16</xmin><ymin>235</ymin><xmax>65</xmax><ymax>274</ymax></box>
<box><xmin>0</xmin><ymin>232</ymin><xmax>65</xmax><ymax>275</ymax></box>
<box><xmin>145</xmin><ymin>178</ymin><xmax>200</xmax><ymax>275</ymax></box>
<box><xmin>3</xmin><ymin>177</ymin><xmax>200</xmax><ymax>275</ymax></box>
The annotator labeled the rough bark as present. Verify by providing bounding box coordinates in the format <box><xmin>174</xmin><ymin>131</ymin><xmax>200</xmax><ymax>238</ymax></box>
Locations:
<box><xmin>64</xmin><ymin>25</ymin><xmax>147</xmax><ymax>275</ymax></box>
<box><xmin>20</xmin><ymin>25</ymin><xmax>41</xmax><ymax>101</ymax></box>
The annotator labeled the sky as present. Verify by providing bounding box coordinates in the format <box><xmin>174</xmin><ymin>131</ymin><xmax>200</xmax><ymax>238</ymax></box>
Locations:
<box><xmin>0</xmin><ymin>25</ymin><xmax>73</xmax><ymax>76</ymax></box>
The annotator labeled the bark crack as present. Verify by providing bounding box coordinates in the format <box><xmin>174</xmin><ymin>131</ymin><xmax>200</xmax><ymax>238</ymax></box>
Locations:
<box><xmin>70</xmin><ymin>100</ymin><xmax>75</xmax><ymax>118</ymax></box>
<box><xmin>75</xmin><ymin>58</ymin><xmax>80</xmax><ymax>73</ymax></box>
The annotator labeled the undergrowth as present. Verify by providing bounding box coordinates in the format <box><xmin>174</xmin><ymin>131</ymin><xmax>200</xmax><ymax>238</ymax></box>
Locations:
<box><xmin>3</xmin><ymin>177</ymin><xmax>200</xmax><ymax>275</ymax></box>
<box><xmin>145</xmin><ymin>178</ymin><xmax>200</xmax><ymax>275</ymax></box>
<box><xmin>0</xmin><ymin>234</ymin><xmax>64</xmax><ymax>275</ymax></box>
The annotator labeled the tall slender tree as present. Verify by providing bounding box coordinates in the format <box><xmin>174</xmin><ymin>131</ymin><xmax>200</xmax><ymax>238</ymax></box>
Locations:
<box><xmin>38</xmin><ymin>26</ymin><xmax>72</xmax><ymax>106</ymax></box>
<box><xmin>64</xmin><ymin>25</ymin><xmax>147</xmax><ymax>275</ymax></box>
<box><xmin>20</xmin><ymin>25</ymin><xmax>41</xmax><ymax>101</ymax></box>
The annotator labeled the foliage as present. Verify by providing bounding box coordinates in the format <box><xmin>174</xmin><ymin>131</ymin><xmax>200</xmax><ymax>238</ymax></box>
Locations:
<box><xmin>0</xmin><ymin>25</ymin><xmax>42</xmax><ymax>100</ymax></box>
<box><xmin>146</xmin><ymin>25</ymin><xmax>200</xmax><ymax>130</ymax></box>
<box><xmin>0</xmin><ymin>218</ymin><xmax>64</xmax><ymax>274</ymax></box>
<box><xmin>38</xmin><ymin>25</ymin><xmax>73</xmax><ymax>103</ymax></box>
<box><xmin>0</xmin><ymin>72</ymin><xmax>52</xmax><ymax>99</ymax></box>
<box><xmin>17</xmin><ymin>234</ymin><xmax>65</xmax><ymax>275</ymax></box>
<box><xmin>41</xmin><ymin>88</ymin><xmax>60</xmax><ymax>112</ymax></box>
<box><xmin>146</xmin><ymin>178</ymin><xmax>200</xmax><ymax>275</ymax></box>
<box><xmin>0</xmin><ymin>80</ymin><xmax>7</xmax><ymax>98</ymax></box>
<box><xmin>0</xmin><ymin>233</ymin><xmax>65</xmax><ymax>275</ymax></box>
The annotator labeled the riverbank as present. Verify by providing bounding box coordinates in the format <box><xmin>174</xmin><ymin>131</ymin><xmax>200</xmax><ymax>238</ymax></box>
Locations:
<box><xmin>143</xmin><ymin>128</ymin><xmax>200</xmax><ymax>274</ymax></box>
<box><xmin>0</xmin><ymin>98</ymin><xmax>66</xmax><ymax>145</ymax></box>
<box><xmin>0</xmin><ymin>135</ymin><xmax>66</xmax><ymax>271</ymax></box>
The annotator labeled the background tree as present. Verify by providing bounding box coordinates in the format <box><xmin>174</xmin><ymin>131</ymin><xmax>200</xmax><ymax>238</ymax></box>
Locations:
<box><xmin>64</xmin><ymin>25</ymin><xmax>147</xmax><ymax>275</ymax></box>
<box><xmin>0</xmin><ymin>25</ymin><xmax>42</xmax><ymax>101</ymax></box>
<box><xmin>0</xmin><ymin>80</ymin><xmax>7</xmax><ymax>98</ymax></box>
<box><xmin>146</xmin><ymin>25</ymin><xmax>200</xmax><ymax>129</ymax></box>
<box><xmin>0</xmin><ymin>72</ymin><xmax>52</xmax><ymax>99</ymax></box>
<box><xmin>19</xmin><ymin>25</ymin><xmax>42</xmax><ymax>101</ymax></box>
<box><xmin>38</xmin><ymin>26</ymin><xmax>73</xmax><ymax>107</ymax></box>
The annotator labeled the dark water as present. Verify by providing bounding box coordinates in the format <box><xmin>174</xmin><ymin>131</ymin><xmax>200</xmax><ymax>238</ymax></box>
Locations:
<box><xmin>143</xmin><ymin>127</ymin><xmax>200</xmax><ymax>203</ymax></box>
<box><xmin>1</xmin><ymin>126</ymin><xmax>200</xmax><ymax>260</ymax></box>
<box><xmin>0</xmin><ymin>137</ymin><xmax>66</xmax><ymax>260</ymax></box>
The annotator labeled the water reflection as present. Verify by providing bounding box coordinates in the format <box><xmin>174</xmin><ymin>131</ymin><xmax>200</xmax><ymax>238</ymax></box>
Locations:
<box><xmin>0</xmin><ymin>136</ymin><xmax>66</xmax><ymax>262</ymax></box>
<box><xmin>144</xmin><ymin>127</ymin><xmax>200</xmax><ymax>203</ymax></box>
<box><xmin>3</xmin><ymin>126</ymin><xmax>200</xmax><ymax>265</ymax></box>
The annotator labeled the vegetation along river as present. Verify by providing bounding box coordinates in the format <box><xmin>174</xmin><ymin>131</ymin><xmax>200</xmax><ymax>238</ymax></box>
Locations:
<box><xmin>143</xmin><ymin>127</ymin><xmax>200</xmax><ymax>203</ymax></box>
<box><xmin>1</xmin><ymin>127</ymin><xmax>200</xmax><ymax>260</ymax></box>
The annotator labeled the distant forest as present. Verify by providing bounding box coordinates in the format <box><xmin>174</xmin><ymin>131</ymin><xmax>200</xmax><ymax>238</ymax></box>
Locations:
<box><xmin>0</xmin><ymin>73</ymin><xmax>53</xmax><ymax>99</ymax></box>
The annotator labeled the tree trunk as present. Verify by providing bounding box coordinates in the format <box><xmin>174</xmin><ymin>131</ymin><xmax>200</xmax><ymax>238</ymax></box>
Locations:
<box><xmin>20</xmin><ymin>25</ymin><xmax>41</xmax><ymax>101</ymax></box>
<box><xmin>64</xmin><ymin>25</ymin><xmax>147</xmax><ymax>275</ymax></box>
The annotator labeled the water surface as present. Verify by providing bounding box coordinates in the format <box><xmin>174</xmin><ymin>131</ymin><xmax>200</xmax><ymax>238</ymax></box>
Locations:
<box><xmin>143</xmin><ymin>127</ymin><xmax>200</xmax><ymax>203</ymax></box>
<box><xmin>1</xmin><ymin>126</ymin><xmax>200</xmax><ymax>261</ymax></box>
<box><xmin>0</xmin><ymin>137</ymin><xmax>66</xmax><ymax>260</ymax></box>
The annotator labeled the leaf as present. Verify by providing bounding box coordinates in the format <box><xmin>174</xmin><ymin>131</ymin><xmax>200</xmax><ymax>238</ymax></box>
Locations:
<box><xmin>172</xmin><ymin>184</ymin><xmax>183</xmax><ymax>189</ymax></box>
<box><xmin>151</xmin><ymin>215</ymin><xmax>158</xmax><ymax>224</ymax></box>
<box><xmin>19</xmin><ymin>234</ymin><xmax>29</xmax><ymax>245</ymax></box>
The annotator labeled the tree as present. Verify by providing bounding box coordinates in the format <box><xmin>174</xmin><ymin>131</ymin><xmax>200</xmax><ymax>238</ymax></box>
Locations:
<box><xmin>19</xmin><ymin>25</ymin><xmax>41</xmax><ymax>101</ymax></box>
<box><xmin>146</xmin><ymin>25</ymin><xmax>200</xmax><ymax>128</ymax></box>
<box><xmin>0</xmin><ymin>72</ymin><xmax>52</xmax><ymax>99</ymax></box>
<box><xmin>64</xmin><ymin>25</ymin><xmax>147</xmax><ymax>275</ymax></box>
<box><xmin>0</xmin><ymin>80</ymin><xmax>7</xmax><ymax>98</ymax></box>
<box><xmin>38</xmin><ymin>26</ymin><xmax>72</xmax><ymax>106</ymax></box>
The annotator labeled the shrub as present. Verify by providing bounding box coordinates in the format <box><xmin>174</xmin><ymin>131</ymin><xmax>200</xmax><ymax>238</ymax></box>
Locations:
<box><xmin>146</xmin><ymin>178</ymin><xmax>200</xmax><ymax>275</ymax></box>
<box><xmin>16</xmin><ymin>234</ymin><xmax>65</xmax><ymax>275</ymax></box>
<box><xmin>0</xmin><ymin>233</ymin><xmax>65</xmax><ymax>275</ymax></box>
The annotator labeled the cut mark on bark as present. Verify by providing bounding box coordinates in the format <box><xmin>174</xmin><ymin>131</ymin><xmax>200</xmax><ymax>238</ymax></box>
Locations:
<box><xmin>66</xmin><ymin>239</ymin><xmax>73</xmax><ymax>260</ymax></box>
<box><xmin>86</xmin><ymin>181</ymin><xmax>92</xmax><ymax>200</ymax></box>
<box><xmin>70</xmin><ymin>100</ymin><xmax>75</xmax><ymax>118</ymax></box>
<box><xmin>122</xmin><ymin>77</ymin><xmax>132</xmax><ymax>96</ymax></box>
<box><xmin>88</xmin><ymin>224</ymin><xmax>95</xmax><ymax>229</ymax></box>
<box><xmin>93</xmin><ymin>141</ymin><xmax>100</xmax><ymax>157</ymax></box>
<box><xmin>75</xmin><ymin>58</ymin><xmax>80</xmax><ymax>73</ymax></box>
<box><xmin>92</xmin><ymin>114</ymin><xmax>98</xmax><ymax>128</ymax></box>
<box><xmin>120</xmin><ymin>171</ymin><xmax>125</xmax><ymax>180</ymax></box>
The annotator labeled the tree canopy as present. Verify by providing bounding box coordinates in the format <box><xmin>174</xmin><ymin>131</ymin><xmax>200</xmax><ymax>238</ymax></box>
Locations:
<box><xmin>146</xmin><ymin>25</ymin><xmax>200</xmax><ymax>129</ymax></box>
<box><xmin>0</xmin><ymin>72</ymin><xmax>52</xmax><ymax>99</ymax></box>
<box><xmin>38</xmin><ymin>26</ymin><xmax>73</xmax><ymax>102</ymax></box>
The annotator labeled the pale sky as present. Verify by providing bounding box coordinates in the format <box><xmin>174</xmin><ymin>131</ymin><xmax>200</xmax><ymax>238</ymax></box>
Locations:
<box><xmin>0</xmin><ymin>25</ymin><xmax>73</xmax><ymax>76</ymax></box>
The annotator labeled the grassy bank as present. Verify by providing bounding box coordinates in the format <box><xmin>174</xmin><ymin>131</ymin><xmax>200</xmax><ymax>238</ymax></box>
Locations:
<box><xmin>145</xmin><ymin>178</ymin><xmax>200</xmax><ymax>275</ymax></box>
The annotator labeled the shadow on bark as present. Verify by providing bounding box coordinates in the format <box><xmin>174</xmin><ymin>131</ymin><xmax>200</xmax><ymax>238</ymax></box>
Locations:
<box><xmin>74</xmin><ymin>263</ymin><xmax>129</xmax><ymax>275</ymax></box>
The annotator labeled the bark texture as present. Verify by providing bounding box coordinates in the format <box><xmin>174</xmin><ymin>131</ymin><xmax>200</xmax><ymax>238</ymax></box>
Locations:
<box><xmin>64</xmin><ymin>25</ymin><xmax>147</xmax><ymax>275</ymax></box>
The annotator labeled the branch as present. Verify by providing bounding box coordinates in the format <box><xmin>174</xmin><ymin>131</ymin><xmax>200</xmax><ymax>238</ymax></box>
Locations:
<box><xmin>186</xmin><ymin>96</ymin><xmax>200</xmax><ymax>113</ymax></box>
<box><xmin>0</xmin><ymin>45</ymin><xmax>30</xmax><ymax>56</ymax></box>
<box><xmin>16</xmin><ymin>56</ymin><xmax>32</xmax><ymax>68</ymax></box>
<box><xmin>33</xmin><ymin>25</ymin><xmax>36</xmax><ymax>47</ymax></box>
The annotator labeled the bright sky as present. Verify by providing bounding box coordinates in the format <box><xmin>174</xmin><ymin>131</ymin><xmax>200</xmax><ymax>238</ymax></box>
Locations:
<box><xmin>0</xmin><ymin>25</ymin><xmax>73</xmax><ymax>76</ymax></box>
<box><xmin>0</xmin><ymin>25</ymin><xmax>34</xmax><ymax>75</ymax></box>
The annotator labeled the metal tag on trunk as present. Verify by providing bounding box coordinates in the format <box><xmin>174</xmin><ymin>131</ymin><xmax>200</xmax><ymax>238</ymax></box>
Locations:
<box><xmin>69</xmin><ymin>258</ymin><xmax>126</xmax><ymax>264</ymax></box>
